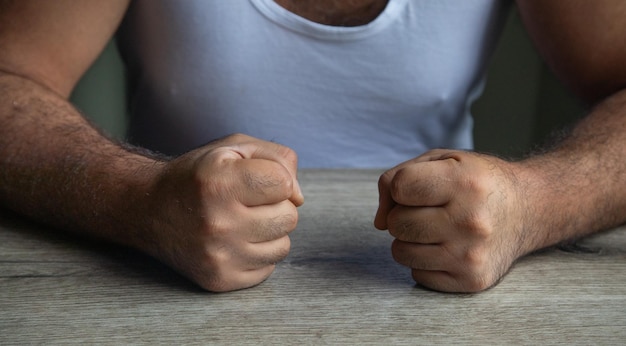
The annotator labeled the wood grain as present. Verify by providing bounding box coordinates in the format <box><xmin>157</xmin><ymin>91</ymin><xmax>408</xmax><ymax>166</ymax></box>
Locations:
<box><xmin>1</xmin><ymin>169</ymin><xmax>624</xmax><ymax>345</ymax></box>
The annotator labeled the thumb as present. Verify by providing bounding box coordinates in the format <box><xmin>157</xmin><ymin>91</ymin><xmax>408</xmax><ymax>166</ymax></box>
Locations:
<box><xmin>374</xmin><ymin>169</ymin><xmax>396</xmax><ymax>230</ymax></box>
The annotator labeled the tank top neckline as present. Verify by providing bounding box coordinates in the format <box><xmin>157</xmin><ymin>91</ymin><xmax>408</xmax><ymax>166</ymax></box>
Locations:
<box><xmin>249</xmin><ymin>0</ymin><xmax>409</xmax><ymax>41</ymax></box>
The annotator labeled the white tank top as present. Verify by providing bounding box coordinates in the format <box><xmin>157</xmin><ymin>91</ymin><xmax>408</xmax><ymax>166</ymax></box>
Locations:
<box><xmin>118</xmin><ymin>0</ymin><xmax>510</xmax><ymax>168</ymax></box>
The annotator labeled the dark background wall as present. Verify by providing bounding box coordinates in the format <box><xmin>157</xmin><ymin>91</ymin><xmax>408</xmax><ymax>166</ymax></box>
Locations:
<box><xmin>70</xmin><ymin>7</ymin><xmax>586</xmax><ymax>159</ymax></box>
<box><xmin>471</xmin><ymin>8</ymin><xmax>586</xmax><ymax>158</ymax></box>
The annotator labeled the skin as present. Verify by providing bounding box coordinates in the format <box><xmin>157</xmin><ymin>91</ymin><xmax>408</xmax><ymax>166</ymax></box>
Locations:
<box><xmin>0</xmin><ymin>0</ymin><xmax>625</xmax><ymax>293</ymax></box>
<box><xmin>0</xmin><ymin>0</ymin><xmax>303</xmax><ymax>292</ymax></box>
<box><xmin>375</xmin><ymin>1</ymin><xmax>626</xmax><ymax>292</ymax></box>
<box><xmin>274</xmin><ymin>0</ymin><xmax>389</xmax><ymax>26</ymax></box>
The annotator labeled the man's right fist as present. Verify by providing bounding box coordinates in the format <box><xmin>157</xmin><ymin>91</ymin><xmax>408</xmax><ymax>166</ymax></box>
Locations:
<box><xmin>139</xmin><ymin>134</ymin><xmax>303</xmax><ymax>292</ymax></box>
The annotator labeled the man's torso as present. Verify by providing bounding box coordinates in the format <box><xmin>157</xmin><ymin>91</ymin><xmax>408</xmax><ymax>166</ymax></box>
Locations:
<box><xmin>118</xmin><ymin>0</ymin><xmax>510</xmax><ymax>168</ymax></box>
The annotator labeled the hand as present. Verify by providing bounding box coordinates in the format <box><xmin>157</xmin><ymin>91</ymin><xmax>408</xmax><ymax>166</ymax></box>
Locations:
<box><xmin>140</xmin><ymin>134</ymin><xmax>304</xmax><ymax>292</ymax></box>
<box><xmin>374</xmin><ymin>149</ymin><xmax>527</xmax><ymax>293</ymax></box>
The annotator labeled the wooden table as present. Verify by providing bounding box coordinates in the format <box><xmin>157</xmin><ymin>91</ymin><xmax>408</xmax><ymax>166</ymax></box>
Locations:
<box><xmin>1</xmin><ymin>170</ymin><xmax>625</xmax><ymax>345</ymax></box>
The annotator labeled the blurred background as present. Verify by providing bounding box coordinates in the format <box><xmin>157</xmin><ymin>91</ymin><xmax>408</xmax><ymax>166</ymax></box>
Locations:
<box><xmin>69</xmin><ymin>7</ymin><xmax>586</xmax><ymax>160</ymax></box>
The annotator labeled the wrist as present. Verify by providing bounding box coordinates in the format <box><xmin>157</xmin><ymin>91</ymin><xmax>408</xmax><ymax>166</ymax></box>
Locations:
<box><xmin>510</xmin><ymin>155</ymin><xmax>602</xmax><ymax>255</ymax></box>
<box><xmin>106</xmin><ymin>153</ymin><xmax>168</xmax><ymax>252</ymax></box>
<box><xmin>507</xmin><ymin>159</ymin><xmax>553</xmax><ymax>256</ymax></box>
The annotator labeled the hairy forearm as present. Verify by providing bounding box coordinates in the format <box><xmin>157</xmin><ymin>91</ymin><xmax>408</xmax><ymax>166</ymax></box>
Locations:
<box><xmin>0</xmin><ymin>71</ymin><xmax>306</xmax><ymax>292</ymax></box>
<box><xmin>0</xmin><ymin>72</ymin><xmax>165</xmax><ymax>248</ymax></box>
<box><xmin>515</xmin><ymin>89</ymin><xmax>626</xmax><ymax>254</ymax></box>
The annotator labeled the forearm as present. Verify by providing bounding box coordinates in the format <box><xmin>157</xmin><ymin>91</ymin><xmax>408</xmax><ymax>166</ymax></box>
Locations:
<box><xmin>0</xmin><ymin>72</ymin><xmax>165</xmax><ymax>248</ymax></box>
<box><xmin>515</xmin><ymin>88</ymin><xmax>626</xmax><ymax>254</ymax></box>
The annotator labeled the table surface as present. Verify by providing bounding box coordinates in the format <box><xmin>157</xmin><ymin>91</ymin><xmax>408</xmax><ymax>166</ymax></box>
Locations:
<box><xmin>1</xmin><ymin>169</ymin><xmax>625</xmax><ymax>345</ymax></box>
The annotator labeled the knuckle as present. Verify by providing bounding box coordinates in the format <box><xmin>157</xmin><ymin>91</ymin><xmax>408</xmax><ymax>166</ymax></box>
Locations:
<box><xmin>389</xmin><ymin>171</ymin><xmax>408</xmax><ymax>201</ymax></box>
<box><xmin>198</xmin><ymin>147</ymin><xmax>235</xmax><ymax>171</ymax></box>
<box><xmin>456</xmin><ymin>209</ymin><xmax>492</xmax><ymax>238</ymax></box>
<box><xmin>226</xmin><ymin>133</ymin><xmax>250</xmax><ymax>143</ymax></box>
<box><xmin>391</xmin><ymin>168</ymin><xmax>435</xmax><ymax>204</ymax></box>
<box><xmin>461</xmin><ymin>168</ymin><xmax>499</xmax><ymax>202</ymax></box>
<box><xmin>458</xmin><ymin>249</ymin><xmax>494</xmax><ymax>292</ymax></box>
<box><xmin>201</xmin><ymin>173</ymin><xmax>227</xmax><ymax>199</ymax></box>
<box><xmin>463</xmin><ymin>174</ymin><xmax>492</xmax><ymax>198</ymax></box>
<box><xmin>197</xmin><ymin>250</ymin><xmax>233</xmax><ymax>292</ymax></box>
<box><xmin>204</xmin><ymin>245</ymin><xmax>231</xmax><ymax>270</ymax></box>
<box><xmin>463</xmin><ymin>247</ymin><xmax>489</xmax><ymax>272</ymax></box>
<box><xmin>277</xmin><ymin>145</ymin><xmax>298</xmax><ymax>166</ymax></box>
<box><xmin>202</xmin><ymin>215</ymin><xmax>232</xmax><ymax>239</ymax></box>
<box><xmin>378</xmin><ymin>170</ymin><xmax>394</xmax><ymax>189</ymax></box>
<box><xmin>194</xmin><ymin>162</ymin><xmax>235</xmax><ymax>201</ymax></box>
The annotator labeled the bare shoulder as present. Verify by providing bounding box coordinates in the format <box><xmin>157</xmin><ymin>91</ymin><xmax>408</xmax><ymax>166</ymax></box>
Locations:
<box><xmin>0</xmin><ymin>0</ymin><xmax>131</xmax><ymax>97</ymax></box>
<box><xmin>516</xmin><ymin>0</ymin><xmax>626</xmax><ymax>103</ymax></box>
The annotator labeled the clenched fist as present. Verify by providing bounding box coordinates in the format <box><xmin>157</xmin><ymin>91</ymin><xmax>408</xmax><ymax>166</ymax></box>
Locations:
<box><xmin>375</xmin><ymin>149</ymin><xmax>529</xmax><ymax>293</ymax></box>
<box><xmin>138</xmin><ymin>134</ymin><xmax>303</xmax><ymax>292</ymax></box>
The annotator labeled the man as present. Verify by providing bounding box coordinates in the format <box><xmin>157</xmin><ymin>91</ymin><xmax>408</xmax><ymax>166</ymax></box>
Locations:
<box><xmin>0</xmin><ymin>0</ymin><xmax>624</xmax><ymax>293</ymax></box>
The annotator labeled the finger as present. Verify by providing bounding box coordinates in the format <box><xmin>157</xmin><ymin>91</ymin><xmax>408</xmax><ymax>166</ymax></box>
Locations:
<box><xmin>230</xmin><ymin>158</ymin><xmax>296</xmax><ymax>207</ymax></box>
<box><xmin>241</xmin><ymin>235</ymin><xmax>292</xmax><ymax>269</ymax></box>
<box><xmin>374</xmin><ymin>169</ymin><xmax>396</xmax><ymax>230</ymax></box>
<box><xmin>374</xmin><ymin>150</ymin><xmax>459</xmax><ymax>229</ymax></box>
<box><xmin>240</xmin><ymin>200</ymin><xmax>299</xmax><ymax>243</ymax></box>
<box><xmin>391</xmin><ymin>239</ymin><xmax>452</xmax><ymax>271</ymax></box>
<box><xmin>389</xmin><ymin>159</ymin><xmax>459</xmax><ymax>207</ymax></box>
<box><xmin>203</xmin><ymin>265</ymin><xmax>277</xmax><ymax>292</ymax></box>
<box><xmin>240</xmin><ymin>265</ymin><xmax>277</xmax><ymax>288</ymax></box>
<box><xmin>411</xmin><ymin>267</ymin><xmax>495</xmax><ymax>293</ymax></box>
<box><xmin>410</xmin><ymin>269</ymin><xmax>462</xmax><ymax>293</ymax></box>
<box><xmin>222</xmin><ymin>134</ymin><xmax>304</xmax><ymax>206</ymax></box>
<box><xmin>197</xmin><ymin>236</ymin><xmax>290</xmax><ymax>291</ymax></box>
<box><xmin>387</xmin><ymin>205</ymin><xmax>450</xmax><ymax>244</ymax></box>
